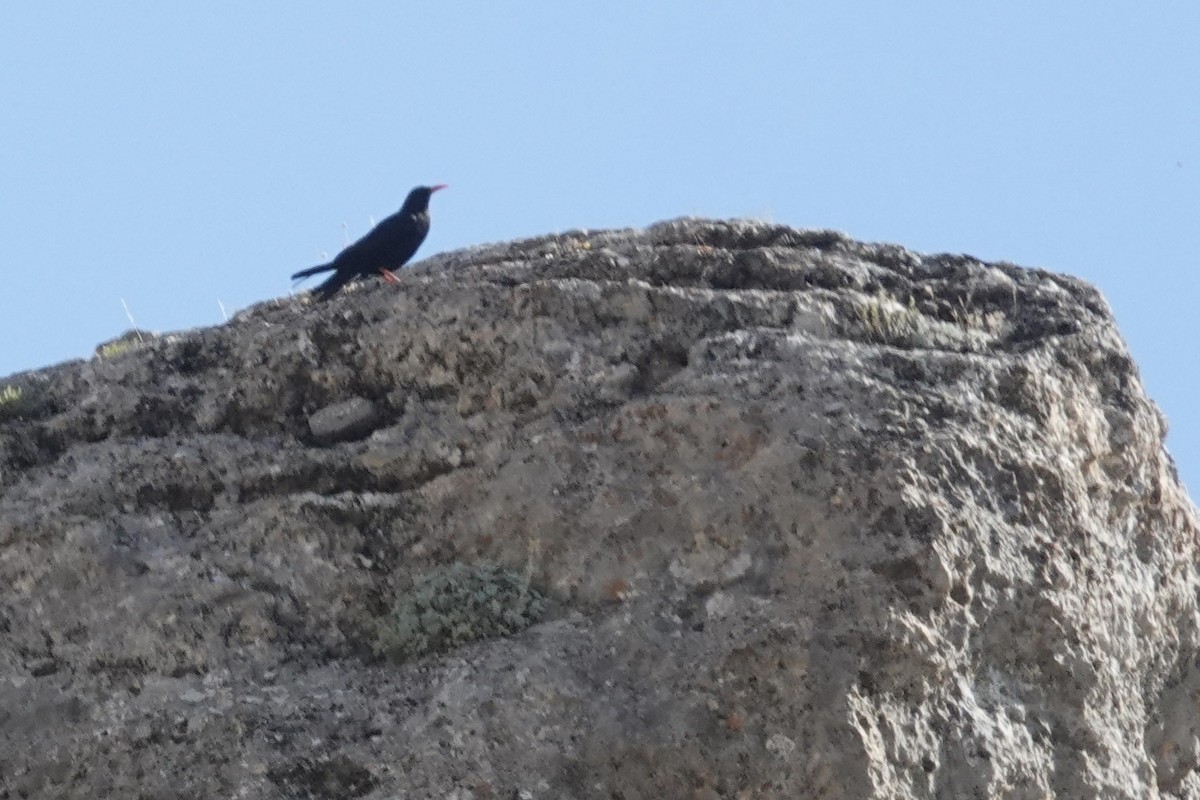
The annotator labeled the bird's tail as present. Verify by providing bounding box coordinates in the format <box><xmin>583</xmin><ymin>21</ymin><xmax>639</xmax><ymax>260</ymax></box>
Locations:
<box><xmin>291</xmin><ymin>262</ymin><xmax>334</xmax><ymax>280</ymax></box>
<box><xmin>313</xmin><ymin>270</ymin><xmax>355</xmax><ymax>302</ymax></box>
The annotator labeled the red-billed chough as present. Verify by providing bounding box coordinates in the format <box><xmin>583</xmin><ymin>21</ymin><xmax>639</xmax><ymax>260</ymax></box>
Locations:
<box><xmin>292</xmin><ymin>184</ymin><xmax>446</xmax><ymax>301</ymax></box>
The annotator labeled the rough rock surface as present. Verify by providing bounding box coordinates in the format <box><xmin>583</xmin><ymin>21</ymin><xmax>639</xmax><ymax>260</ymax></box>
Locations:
<box><xmin>307</xmin><ymin>396</ymin><xmax>383</xmax><ymax>444</ymax></box>
<box><xmin>1</xmin><ymin>218</ymin><xmax>1197</xmax><ymax>798</ymax></box>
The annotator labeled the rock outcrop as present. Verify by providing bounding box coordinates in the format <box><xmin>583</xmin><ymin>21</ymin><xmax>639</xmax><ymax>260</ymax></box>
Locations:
<box><xmin>1</xmin><ymin>219</ymin><xmax>1197</xmax><ymax>798</ymax></box>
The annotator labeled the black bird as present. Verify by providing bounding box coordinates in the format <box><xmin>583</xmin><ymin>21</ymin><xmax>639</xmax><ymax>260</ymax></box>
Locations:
<box><xmin>292</xmin><ymin>184</ymin><xmax>447</xmax><ymax>301</ymax></box>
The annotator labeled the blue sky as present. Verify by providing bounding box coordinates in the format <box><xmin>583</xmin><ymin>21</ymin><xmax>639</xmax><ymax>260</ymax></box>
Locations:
<box><xmin>2</xmin><ymin>4</ymin><xmax>1198</xmax><ymax>491</ymax></box>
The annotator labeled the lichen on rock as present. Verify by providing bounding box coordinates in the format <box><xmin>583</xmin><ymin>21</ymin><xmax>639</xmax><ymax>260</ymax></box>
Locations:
<box><xmin>376</xmin><ymin>562</ymin><xmax>547</xmax><ymax>662</ymax></box>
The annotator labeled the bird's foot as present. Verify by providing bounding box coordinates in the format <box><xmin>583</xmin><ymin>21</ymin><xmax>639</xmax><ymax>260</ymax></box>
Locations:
<box><xmin>380</xmin><ymin>269</ymin><xmax>400</xmax><ymax>284</ymax></box>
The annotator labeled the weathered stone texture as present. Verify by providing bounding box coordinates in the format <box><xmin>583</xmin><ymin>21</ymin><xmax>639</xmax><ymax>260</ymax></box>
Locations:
<box><xmin>0</xmin><ymin>218</ymin><xmax>1196</xmax><ymax>798</ymax></box>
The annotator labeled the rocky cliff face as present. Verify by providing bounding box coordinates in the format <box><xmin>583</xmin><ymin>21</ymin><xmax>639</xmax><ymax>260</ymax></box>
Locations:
<box><xmin>1</xmin><ymin>219</ymin><xmax>1197</xmax><ymax>799</ymax></box>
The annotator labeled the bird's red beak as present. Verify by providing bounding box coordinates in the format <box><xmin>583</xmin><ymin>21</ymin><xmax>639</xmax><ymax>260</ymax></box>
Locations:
<box><xmin>431</xmin><ymin>184</ymin><xmax>448</xmax><ymax>192</ymax></box>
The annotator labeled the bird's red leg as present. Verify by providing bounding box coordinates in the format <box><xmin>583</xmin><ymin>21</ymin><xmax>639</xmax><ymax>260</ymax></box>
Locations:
<box><xmin>381</xmin><ymin>269</ymin><xmax>400</xmax><ymax>284</ymax></box>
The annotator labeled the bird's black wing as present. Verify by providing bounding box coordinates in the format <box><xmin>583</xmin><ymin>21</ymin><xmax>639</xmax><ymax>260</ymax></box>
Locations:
<box><xmin>324</xmin><ymin>215</ymin><xmax>407</xmax><ymax>278</ymax></box>
<box><xmin>294</xmin><ymin>205</ymin><xmax>428</xmax><ymax>300</ymax></box>
<box><xmin>293</xmin><ymin>211</ymin><xmax>398</xmax><ymax>282</ymax></box>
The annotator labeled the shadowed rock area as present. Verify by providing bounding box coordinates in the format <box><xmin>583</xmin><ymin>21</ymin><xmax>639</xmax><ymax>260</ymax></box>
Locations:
<box><xmin>1</xmin><ymin>218</ymin><xmax>1198</xmax><ymax>798</ymax></box>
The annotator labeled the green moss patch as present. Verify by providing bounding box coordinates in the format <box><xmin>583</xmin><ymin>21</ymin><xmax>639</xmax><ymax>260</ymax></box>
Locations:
<box><xmin>377</xmin><ymin>562</ymin><xmax>547</xmax><ymax>663</ymax></box>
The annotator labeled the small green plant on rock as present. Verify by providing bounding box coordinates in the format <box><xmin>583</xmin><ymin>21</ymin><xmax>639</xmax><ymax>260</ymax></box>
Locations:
<box><xmin>377</xmin><ymin>562</ymin><xmax>547</xmax><ymax>663</ymax></box>
<box><xmin>96</xmin><ymin>338</ymin><xmax>146</xmax><ymax>360</ymax></box>
<box><xmin>853</xmin><ymin>290</ymin><xmax>921</xmax><ymax>345</ymax></box>
<box><xmin>0</xmin><ymin>385</ymin><xmax>28</xmax><ymax>421</ymax></box>
<box><xmin>94</xmin><ymin>328</ymin><xmax>154</xmax><ymax>360</ymax></box>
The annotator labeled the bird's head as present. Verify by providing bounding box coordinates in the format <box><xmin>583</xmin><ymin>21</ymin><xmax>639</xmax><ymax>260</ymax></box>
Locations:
<box><xmin>402</xmin><ymin>184</ymin><xmax>447</xmax><ymax>213</ymax></box>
